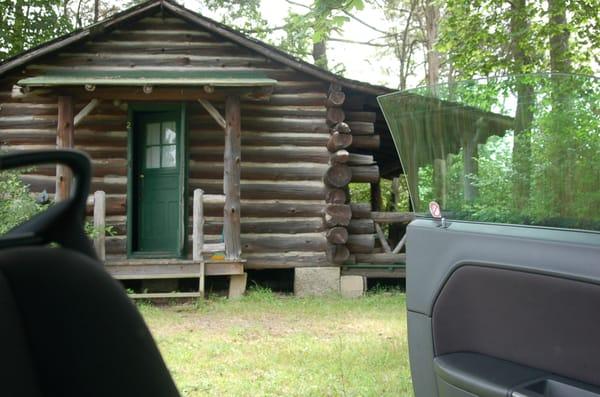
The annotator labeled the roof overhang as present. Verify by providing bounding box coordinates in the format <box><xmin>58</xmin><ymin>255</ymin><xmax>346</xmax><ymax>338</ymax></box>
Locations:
<box><xmin>18</xmin><ymin>70</ymin><xmax>277</xmax><ymax>88</ymax></box>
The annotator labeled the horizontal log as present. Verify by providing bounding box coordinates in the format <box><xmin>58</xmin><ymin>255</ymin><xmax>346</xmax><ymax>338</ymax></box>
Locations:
<box><xmin>102</xmin><ymin>216</ymin><xmax>325</xmax><ymax>236</ymax></box>
<box><xmin>203</xmin><ymin>217</ymin><xmax>324</xmax><ymax>234</ymax></box>
<box><xmin>326</xmin><ymin>132</ymin><xmax>352</xmax><ymax>152</ymax></box>
<box><xmin>347</xmin><ymin>121</ymin><xmax>375</xmax><ymax>135</ymax></box>
<box><xmin>272</xmin><ymin>81</ymin><xmax>328</xmax><ymax>94</ymax></box>
<box><xmin>350</xmin><ymin>165</ymin><xmax>379</xmax><ymax>183</ymax></box>
<box><xmin>34</xmin><ymin>159</ymin><xmax>127</xmax><ymax>177</ymax></box>
<box><xmin>192</xmin><ymin>102</ymin><xmax>328</xmax><ymax>118</ymax></box>
<box><xmin>0</xmin><ymin>103</ymin><xmax>57</xmax><ymax>116</ymax></box>
<box><xmin>199</xmin><ymin>198</ymin><xmax>325</xmax><ymax>218</ymax></box>
<box><xmin>370</xmin><ymin>212</ymin><xmax>415</xmax><ymax>223</ymax></box>
<box><xmin>189</xmin><ymin>179</ymin><xmax>325</xmax><ymax>200</ymax></box>
<box><xmin>348</xmin><ymin>219</ymin><xmax>375</xmax><ymax>234</ymax></box>
<box><xmin>106</xmin><ymin>232</ymin><xmax>326</xmax><ymax>255</ymax></box>
<box><xmin>354</xmin><ymin>253</ymin><xmax>407</xmax><ymax>264</ymax></box>
<box><xmin>268</xmin><ymin>93</ymin><xmax>327</xmax><ymax>106</ymax></box>
<box><xmin>189</xmin><ymin>115</ymin><xmax>330</xmax><ymax>133</ymax></box>
<box><xmin>350</xmin><ymin>203</ymin><xmax>371</xmax><ymax>219</ymax></box>
<box><xmin>326</xmin><ymin>243</ymin><xmax>350</xmax><ymax>264</ymax></box>
<box><xmin>324</xmin><ymin>164</ymin><xmax>352</xmax><ymax>188</ymax></box>
<box><xmin>244</xmin><ymin>252</ymin><xmax>329</xmax><ymax>269</ymax></box>
<box><xmin>85</xmin><ymin>194</ymin><xmax>126</xmax><ymax>216</ymax></box>
<box><xmin>326</xmin><ymin>226</ymin><xmax>349</xmax><ymax>244</ymax></box>
<box><xmin>0</xmin><ymin>127</ymin><xmax>126</xmax><ymax>140</ymax></box>
<box><xmin>57</xmin><ymin>53</ymin><xmax>274</xmax><ymax>68</ymax></box>
<box><xmin>348</xmin><ymin>153</ymin><xmax>374</xmax><ymax>165</ymax></box>
<box><xmin>190</xmin><ymin>161</ymin><xmax>328</xmax><ymax>181</ymax></box>
<box><xmin>190</xmin><ymin>145</ymin><xmax>329</xmax><ymax>163</ymax></box>
<box><xmin>191</xmin><ymin>130</ymin><xmax>329</xmax><ymax>147</ymax></box>
<box><xmin>347</xmin><ymin>234</ymin><xmax>376</xmax><ymax>253</ymax></box>
<box><xmin>345</xmin><ymin>111</ymin><xmax>377</xmax><ymax>123</ymax></box>
<box><xmin>22</xmin><ymin>174</ymin><xmax>127</xmax><ymax>194</ymax></box>
<box><xmin>324</xmin><ymin>204</ymin><xmax>352</xmax><ymax>227</ymax></box>
<box><xmin>350</xmin><ymin>135</ymin><xmax>380</xmax><ymax>150</ymax></box>
<box><xmin>84</xmin><ymin>194</ymin><xmax>325</xmax><ymax>218</ymax></box>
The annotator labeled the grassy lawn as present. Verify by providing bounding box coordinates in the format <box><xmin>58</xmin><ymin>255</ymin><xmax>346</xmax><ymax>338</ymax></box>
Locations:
<box><xmin>140</xmin><ymin>288</ymin><xmax>413</xmax><ymax>397</ymax></box>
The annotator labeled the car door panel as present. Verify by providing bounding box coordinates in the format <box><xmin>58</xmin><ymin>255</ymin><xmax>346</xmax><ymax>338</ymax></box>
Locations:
<box><xmin>407</xmin><ymin>219</ymin><xmax>600</xmax><ymax>397</ymax></box>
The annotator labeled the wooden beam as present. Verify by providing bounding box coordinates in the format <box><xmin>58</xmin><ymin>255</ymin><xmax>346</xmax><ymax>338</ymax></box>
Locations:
<box><xmin>223</xmin><ymin>96</ymin><xmax>242</xmax><ymax>260</ymax></box>
<box><xmin>375</xmin><ymin>223</ymin><xmax>392</xmax><ymax>253</ymax></box>
<box><xmin>370</xmin><ymin>212</ymin><xmax>415</xmax><ymax>223</ymax></box>
<box><xmin>370</xmin><ymin>181</ymin><xmax>382</xmax><ymax>212</ymax></box>
<box><xmin>74</xmin><ymin>98</ymin><xmax>100</xmax><ymax>127</ymax></box>
<box><xmin>392</xmin><ymin>233</ymin><xmax>407</xmax><ymax>254</ymax></box>
<box><xmin>197</xmin><ymin>98</ymin><xmax>226</xmax><ymax>129</ymax></box>
<box><xmin>193</xmin><ymin>188</ymin><xmax>205</xmax><ymax>296</ymax></box>
<box><xmin>55</xmin><ymin>95</ymin><xmax>74</xmax><ymax>202</ymax></box>
<box><xmin>93</xmin><ymin>190</ymin><xmax>106</xmax><ymax>261</ymax></box>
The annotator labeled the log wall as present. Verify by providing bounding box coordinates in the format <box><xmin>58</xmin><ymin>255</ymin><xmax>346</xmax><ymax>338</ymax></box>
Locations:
<box><xmin>0</xmin><ymin>11</ymin><xmax>381</xmax><ymax>269</ymax></box>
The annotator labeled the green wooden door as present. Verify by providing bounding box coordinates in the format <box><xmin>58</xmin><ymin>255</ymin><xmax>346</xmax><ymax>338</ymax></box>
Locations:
<box><xmin>134</xmin><ymin>111</ymin><xmax>182</xmax><ymax>255</ymax></box>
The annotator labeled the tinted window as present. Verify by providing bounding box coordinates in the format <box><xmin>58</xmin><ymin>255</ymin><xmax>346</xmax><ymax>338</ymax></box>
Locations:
<box><xmin>378</xmin><ymin>74</ymin><xmax>600</xmax><ymax>232</ymax></box>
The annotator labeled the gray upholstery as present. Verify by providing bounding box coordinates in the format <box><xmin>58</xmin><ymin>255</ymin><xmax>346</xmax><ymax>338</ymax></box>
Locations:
<box><xmin>432</xmin><ymin>265</ymin><xmax>600</xmax><ymax>387</ymax></box>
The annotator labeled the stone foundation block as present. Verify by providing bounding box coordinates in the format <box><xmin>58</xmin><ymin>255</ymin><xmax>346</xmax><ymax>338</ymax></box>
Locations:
<box><xmin>294</xmin><ymin>267</ymin><xmax>340</xmax><ymax>297</ymax></box>
<box><xmin>340</xmin><ymin>275</ymin><xmax>365</xmax><ymax>298</ymax></box>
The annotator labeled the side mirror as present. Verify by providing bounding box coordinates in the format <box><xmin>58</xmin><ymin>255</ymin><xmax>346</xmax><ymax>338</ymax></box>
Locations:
<box><xmin>0</xmin><ymin>150</ymin><xmax>96</xmax><ymax>259</ymax></box>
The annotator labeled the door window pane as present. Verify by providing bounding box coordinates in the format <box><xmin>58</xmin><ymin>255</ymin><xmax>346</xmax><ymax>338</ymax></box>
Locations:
<box><xmin>146</xmin><ymin>123</ymin><xmax>160</xmax><ymax>145</ymax></box>
<box><xmin>161</xmin><ymin>145</ymin><xmax>177</xmax><ymax>168</ymax></box>
<box><xmin>145</xmin><ymin>146</ymin><xmax>160</xmax><ymax>169</ymax></box>
<box><xmin>162</xmin><ymin>122</ymin><xmax>177</xmax><ymax>144</ymax></box>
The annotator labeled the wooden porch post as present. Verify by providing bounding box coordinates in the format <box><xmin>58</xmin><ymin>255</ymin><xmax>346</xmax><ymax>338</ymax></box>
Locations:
<box><xmin>223</xmin><ymin>96</ymin><xmax>242</xmax><ymax>260</ymax></box>
<box><xmin>56</xmin><ymin>95</ymin><xmax>74</xmax><ymax>201</ymax></box>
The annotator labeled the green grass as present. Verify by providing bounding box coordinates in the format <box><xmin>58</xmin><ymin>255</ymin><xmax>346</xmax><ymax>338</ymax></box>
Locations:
<box><xmin>140</xmin><ymin>288</ymin><xmax>413</xmax><ymax>397</ymax></box>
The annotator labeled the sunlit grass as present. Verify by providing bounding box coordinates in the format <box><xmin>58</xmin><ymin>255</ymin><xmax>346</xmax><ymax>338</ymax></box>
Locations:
<box><xmin>140</xmin><ymin>288</ymin><xmax>413</xmax><ymax>396</ymax></box>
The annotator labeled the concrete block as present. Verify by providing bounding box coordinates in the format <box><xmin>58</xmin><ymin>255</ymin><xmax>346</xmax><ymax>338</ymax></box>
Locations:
<box><xmin>340</xmin><ymin>275</ymin><xmax>365</xmax><ymax>298</ymax></box>
<box><xmin>294</xmin><ymin>267</ymin><xmax>340</xmax><ymax>297</ymax></box>
<box><xmin>228</xmin><ymin>273</ymin><xmax>247</xmax><ymax>299</ymax></box>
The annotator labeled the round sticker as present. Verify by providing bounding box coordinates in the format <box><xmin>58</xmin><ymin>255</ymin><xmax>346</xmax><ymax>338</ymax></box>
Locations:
<box><xmin>429</xmin><ymin>201</ymin><xmax>442</xmax><ymax>218</ymax></box>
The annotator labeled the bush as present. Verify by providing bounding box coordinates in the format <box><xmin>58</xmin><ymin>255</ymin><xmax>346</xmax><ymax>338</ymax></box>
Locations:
<box><xmin>0</xmin><ymin>169</ymin><xmax>45</xmax><ymax>234</ymax></box>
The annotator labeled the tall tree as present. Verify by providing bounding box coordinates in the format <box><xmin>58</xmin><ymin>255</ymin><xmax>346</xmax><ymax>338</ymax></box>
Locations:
<box><xmin>0</xmin><ymin>0</ymin><xmax>72</xmax><ymax>60</ymax></box>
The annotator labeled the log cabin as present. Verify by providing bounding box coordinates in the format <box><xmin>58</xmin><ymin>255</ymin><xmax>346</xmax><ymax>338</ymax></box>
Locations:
<box><xmin>0</xmin><ymin>0</ymin><xmax>511</xmax><ymax>297</ymax></box>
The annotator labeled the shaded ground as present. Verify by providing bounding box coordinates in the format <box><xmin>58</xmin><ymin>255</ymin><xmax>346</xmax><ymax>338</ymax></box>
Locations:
<box><xmin>140</xmin><ymin>288</ymin><xmax>413</xmax><ymax>396</ymax></box>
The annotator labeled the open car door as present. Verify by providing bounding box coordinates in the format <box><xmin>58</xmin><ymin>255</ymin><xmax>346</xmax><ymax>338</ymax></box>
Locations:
<box><xmin>379</xmin><ymin>74</ymin><xmax>600</xmax><ymax>397</ymax></box>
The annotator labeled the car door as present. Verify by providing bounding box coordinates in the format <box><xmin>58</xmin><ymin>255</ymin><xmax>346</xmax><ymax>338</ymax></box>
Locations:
<box><xmin>379</xmin><ymin>74</ymin><xmax>600</xmax><ymax>397</ymax></box>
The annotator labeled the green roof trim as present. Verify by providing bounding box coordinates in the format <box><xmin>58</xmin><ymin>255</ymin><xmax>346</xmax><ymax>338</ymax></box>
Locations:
<box><xmin>18</xmin><ymin>70</ymin><xmax>277</xmax><ymax>87</ymax></box>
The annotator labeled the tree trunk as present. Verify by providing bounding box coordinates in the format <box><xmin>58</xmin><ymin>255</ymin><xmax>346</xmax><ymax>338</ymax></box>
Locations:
<box><xmin>94</xmin><ymin>0</ymin><xmax>100</xmax><ymax>22</ymax></box>
<box><xmin>510</xmin><ymin>0</ymin><xmax>534</xmax><ymax>210</ymax></box>
<box><xmin>312</xmin><ymin>40</ymin><xmax>328</xmax><ymax>69</ymax></box>
<box><xmin>424</xmin><ymin>0</ymin><xmax>440</xmax><ymax>87</ymax></box>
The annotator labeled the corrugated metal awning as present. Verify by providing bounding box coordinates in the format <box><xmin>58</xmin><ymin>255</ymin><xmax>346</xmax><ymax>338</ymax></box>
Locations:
<box><xmin>18</xmin><ymin>70</ymin><xmax>277</xmax><ymax>87</ymax></box>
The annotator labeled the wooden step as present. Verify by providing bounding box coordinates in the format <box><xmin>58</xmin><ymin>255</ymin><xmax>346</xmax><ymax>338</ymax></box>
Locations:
<box><xmin>128</xmin><ymin>292</ymin><xmax>202</xmax><ymax>299</ymax></box>
<box><xmin>105</xmin><ymin>258</ymin><xmax>245</xmax><ymax>280</ymax></box>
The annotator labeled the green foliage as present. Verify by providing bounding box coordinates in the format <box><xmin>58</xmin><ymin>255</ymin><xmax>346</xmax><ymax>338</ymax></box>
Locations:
<box><xmin>349</xmin><ymin>178</ymin><xmax>411</xmax><ymax>211</ymax></box>
<box><xmin>0</xmin><ymin>169</ymin><xmax>45</xmax><ymax>235</ymax></box>
<box><xmin>439</xmin><ymin>0</ymin><xmax>600</xmax><ymax>79</ymax></box>
<box><xmin>84</xmin><ymin>221</ymin><xmax>116</xmax><ymax>239</ymax></box>
<box><xmin>0</xmin><ymin>0</ymin><xmax>72</xmax><ymax>60</ymax></box>
<box><xmin>0</xmin><ymin>171</ymin><xmax>40</xmax><ymax>232</ymax></box>
<box><xmin>0</xmin><ymin>167</ymin><xmax>114</xmax><ymax>239</ymax></box>
<box><xmin>386</xmin><ymin>74</ymin><xmax>600</xmax><ymax>231</ymax></box>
